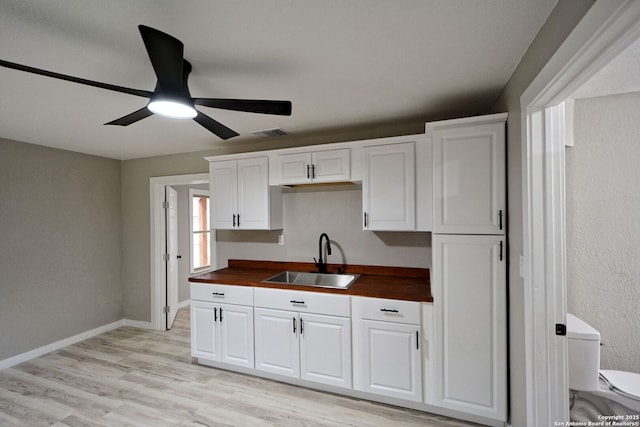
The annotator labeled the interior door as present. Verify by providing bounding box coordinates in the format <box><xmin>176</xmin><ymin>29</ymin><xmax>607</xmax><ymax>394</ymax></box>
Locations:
<box><xmin>166</xmin><ymin>186</ymin><xmax>179</xmax><ymax>330</ymax></box>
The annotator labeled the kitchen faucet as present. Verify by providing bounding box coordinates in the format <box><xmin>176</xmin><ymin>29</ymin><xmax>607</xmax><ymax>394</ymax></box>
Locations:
<box><xmin>314</xmin><ymin>233</ymin><xmax>332</xmax><ymax>273</ymax></box>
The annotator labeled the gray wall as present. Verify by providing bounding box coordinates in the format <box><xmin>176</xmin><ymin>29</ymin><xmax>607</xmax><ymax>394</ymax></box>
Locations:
<box><xmin>566</xmin><ymin>92</ymin><xmax>640</xmax><ymax>373</ymax></box>
<box><xmin>217</xmin><ymin>186</ymin><xmax>430</xmax><ymax>269</ymax></box>
<box><xmin>490</xmin><ymin>0</ymin><xmax>595</xmax><ymax>424</ymax></box>
<box><xmin>0</xmin><ymin>138</ymin><xmax>122</xmax><ymax>361</ymax></box>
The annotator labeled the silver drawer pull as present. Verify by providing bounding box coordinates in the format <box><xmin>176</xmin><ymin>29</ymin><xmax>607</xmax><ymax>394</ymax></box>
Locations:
<box><xmin>212</xmin><ymin>292</ymin><xmax>225</xmax><ymax>296</ymax></box>
<box><xmin>380</xmin><ymin>308</ymin><xmax>399</xmax><ymax>313</ymax></box>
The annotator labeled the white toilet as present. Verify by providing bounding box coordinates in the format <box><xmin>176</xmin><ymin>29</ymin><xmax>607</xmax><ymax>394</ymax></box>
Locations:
<box><xmin>567</xmin><ymin>313</ymin><xmax>640</xmax><ymax>420</ymax></box>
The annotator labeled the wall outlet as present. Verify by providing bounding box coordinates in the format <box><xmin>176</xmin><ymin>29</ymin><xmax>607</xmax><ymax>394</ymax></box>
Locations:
<box><xmin>278</xmin><ymin>234</ymin><xmax>285</xmax><ymax>246</ymax></box>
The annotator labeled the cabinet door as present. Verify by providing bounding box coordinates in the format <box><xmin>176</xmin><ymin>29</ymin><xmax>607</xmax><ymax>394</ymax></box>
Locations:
<box><xmin>311</xmin><ymin>149</ymin><xmax>350</xmax><ymax>183</ymax></box>
<box><xmin>357</xmin><ymin>319</ymin><xmax>422</xmax><ymax>402</ymax></box>
<box><xmin>210</xmin><ymin>160</ymin><xmax>238</xmax><ymax>230</ymax></box>
<box><xmin>237</xmin><ymin>157</ymin><xmax>270</xmax><ymax>230</ymax></box>
<box><xmin>299</xmin><ymin>313</ymin><xmax>352</xmax><ymax>389</ymax></box>
<box><xmin>191</xmin><ymin>301</ymin><xmax>220</xmax><ymax>361</ymax></box>
<box><xmin>220</xmin><ymin>303</ymin><xmax>254</xmax><ymax>369</ymax></box>
<box><xmin>432</xmin><ymin>234</ymin><xmax>507</xmax><ymax>421</ymax></box>
<box><xmin>362</xmin><ymin>142</ymin><xmax>415</xmax><ymax>231</ymax></box>
<box><xmin>433</xmin><ymin>122</ymin><xmax>505</xmax><ymax>234</ymax></box>
<box><xmin>254</xmin><ymin>308</ymin><xmax>300</xmax><ymax>379</ymax></box>
<box><xmin>275</xmin><ymin>152</ymin><xmax>312</xmax><ymax>185</ymax></box>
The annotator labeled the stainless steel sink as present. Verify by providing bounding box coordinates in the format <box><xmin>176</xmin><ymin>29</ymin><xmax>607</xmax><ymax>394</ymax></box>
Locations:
<box><xmin>262</xmin><ymin>271</ymin><xmax>359</xmax><ymax>289</ymax></box>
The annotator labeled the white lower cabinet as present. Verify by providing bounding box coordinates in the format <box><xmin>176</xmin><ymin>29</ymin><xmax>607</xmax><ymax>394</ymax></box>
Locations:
<box><xmin>432</xmin><ymin>234</ymin><xmax>507</xmax><ymax>421</ymax></box>
<box><xmin>254</xmin><ymin>288</ymin><xmax>352</xmax><ymax>389</ymax></box>
<box><xmin>190</xmin><ymin>282</ymin><xmax>503</xmax><ymax>425</ymax></box>
<box><xmin>300</xmin><ymin>312</ymin><xmax>351</xmax><ymax>386</ymax></box>
<box><xmin>254</xmin><ymin>307</ymin><xmax>300</xmax><ymax>378</ymax></box>
<box><xmin>352</xmin><ymin>296</ymin><xmax>423</xmax><ymax>402</ymax></box>
<box><xmin>190</xmin><ymin>284</ymin><xmax>254</xmax><ymax>369</ymax></box>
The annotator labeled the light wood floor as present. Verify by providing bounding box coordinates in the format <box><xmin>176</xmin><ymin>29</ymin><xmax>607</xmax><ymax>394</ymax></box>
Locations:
<box><xmin>0</xmin><ymin>308</ymin><xmax>481</xmax><ymax>427</ymax></box>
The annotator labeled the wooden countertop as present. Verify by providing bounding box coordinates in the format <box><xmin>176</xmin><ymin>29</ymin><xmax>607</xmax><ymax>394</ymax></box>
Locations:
<box><xmin>189</xmin><ymin>259</ymin><xmax>432</xmax><ymax>302</ymax></box>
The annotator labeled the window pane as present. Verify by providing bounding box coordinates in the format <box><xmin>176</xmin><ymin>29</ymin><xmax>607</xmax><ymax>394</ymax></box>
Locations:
<box><xmin>192</xmin><ymin>231</ymin><xmax>210</xmax><ymax>270</ymax></box>
<box><xmin>191</xmin><ymin>194</ymin><xmax>210</xmax><ymax>271</ymax></box>
<box><xmin>192</xmin><ymin>196</ymin><xmax>209</xmax><ymax>232</ymax></box>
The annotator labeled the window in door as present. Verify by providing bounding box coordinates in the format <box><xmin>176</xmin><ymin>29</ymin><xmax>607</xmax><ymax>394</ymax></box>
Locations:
<box><xmin>189</xmin><ymin>189</ymin><xmax>210</xmax><ymax>273</ymax></box>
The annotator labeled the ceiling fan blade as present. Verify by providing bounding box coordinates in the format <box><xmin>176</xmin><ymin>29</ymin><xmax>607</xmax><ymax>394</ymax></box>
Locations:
<box><xmin>194</xmin><ymin>111</ymin><xmax>239</xmax><ymax>140</ymax></box>
<box><xmin>0</xmin><ymin>59</ymin><xmax>152</xmax><ymax>98</ymax></box>
<box><xmin>105</xmin><ymin>107</ymin><xmax>153</xmax><ymax>126</ymax></box>
<box><xmin>138</xmin><ymin>25</ymin><xmax>184</xmax><ymax>92</ymax></box>
<box><xmin>193</xmin><ymin>98</ymin><xmax>292</xmax><ymax>116</ymax></box>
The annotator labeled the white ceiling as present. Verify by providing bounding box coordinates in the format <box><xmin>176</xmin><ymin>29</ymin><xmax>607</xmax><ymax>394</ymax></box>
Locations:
<box><xmin>0</xmin><ymin>0</ymin><xmax>558</xmax><ymax>160</ymax></box>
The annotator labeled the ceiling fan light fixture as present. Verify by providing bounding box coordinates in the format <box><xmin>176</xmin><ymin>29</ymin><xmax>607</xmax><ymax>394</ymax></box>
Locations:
<box><xmin>147</xmin><ymin>95</ymin><xmax>197</xmax><ymax>119</ymax></box>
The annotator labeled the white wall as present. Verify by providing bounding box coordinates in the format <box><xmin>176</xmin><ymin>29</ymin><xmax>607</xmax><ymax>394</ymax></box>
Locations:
<box><xmin>216</xmin><ymin>185</ymin><xmax>430</xmax><ymax>269</ymax></box>
<box><xmin>565</xmin><ymin>92</ymin><xmax>640</xmax><ymax>373</ymax></box>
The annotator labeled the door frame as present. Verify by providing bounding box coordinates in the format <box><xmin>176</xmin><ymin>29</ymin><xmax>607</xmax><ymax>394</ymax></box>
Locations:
<box><xmin>520</xmin><ymin>1</ymin><xmax>640</xmax><ymax>424</ymax></box>
<box><xmin>150</xmin><ymin>173</ymin><xmax>210</xmax><ymax>331</ymax></box>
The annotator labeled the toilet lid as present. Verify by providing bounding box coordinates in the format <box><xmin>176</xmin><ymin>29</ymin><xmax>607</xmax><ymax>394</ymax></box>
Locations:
<box><xmin>600</xmin><ymin>370</ymin><xmax>640</xmax><ymax>401</ymax></box>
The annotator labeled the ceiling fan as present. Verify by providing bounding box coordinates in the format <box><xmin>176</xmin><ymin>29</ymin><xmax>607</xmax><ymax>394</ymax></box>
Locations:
<box><xmin>0</xmin><ymin>25</ymin><xmax>292</xmax><ymax>140</ymax></box>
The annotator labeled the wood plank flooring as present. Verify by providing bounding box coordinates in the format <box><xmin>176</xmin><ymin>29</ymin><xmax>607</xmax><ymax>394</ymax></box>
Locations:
<box><xmin>0</xmin><ymin>308</ymin><xmax>481</xmax><ymax>426</ymax></box>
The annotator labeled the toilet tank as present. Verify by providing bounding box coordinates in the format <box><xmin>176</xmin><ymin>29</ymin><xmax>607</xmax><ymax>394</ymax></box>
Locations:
<box><xmin>566</xmin><ymin>314</ymin><xmax>601</xmax><ymax>391</ymax></box>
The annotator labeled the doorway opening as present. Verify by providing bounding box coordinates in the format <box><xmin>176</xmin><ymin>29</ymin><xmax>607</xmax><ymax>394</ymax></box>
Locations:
<box><xmin>520</xmin><ymin>1</ymin><xmax>640</xmax><ymax>424</ymax></box>
<box><xmin>150</xmin><ymin>173</ymin><xmax>210</xmax><ymax>331</ymax></box>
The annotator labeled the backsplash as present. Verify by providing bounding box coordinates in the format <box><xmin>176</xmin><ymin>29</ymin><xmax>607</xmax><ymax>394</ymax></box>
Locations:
<box><xmin>216</xmin><ymin>185</ymin><xmax>430</xmax><ymax>269</ymax></box>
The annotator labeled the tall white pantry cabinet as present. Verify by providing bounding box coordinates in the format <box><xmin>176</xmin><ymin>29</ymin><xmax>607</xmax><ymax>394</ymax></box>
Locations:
<box><xmin>429</xmin><ymin>113</ymin><xmax>508</xmax><ymax>422</ymax></box>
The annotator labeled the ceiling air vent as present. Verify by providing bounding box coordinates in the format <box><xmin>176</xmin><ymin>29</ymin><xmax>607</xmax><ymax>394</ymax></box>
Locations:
<box><xmin>252</xmin><ymin>128</ymin><xmax>288</xmax><ymax>138</ymax></box>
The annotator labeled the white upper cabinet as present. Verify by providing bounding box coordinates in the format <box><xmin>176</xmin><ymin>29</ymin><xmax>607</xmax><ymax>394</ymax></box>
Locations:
<box><xmin>362</xmin><ymin>142</ymin><xmax>415</xmax><ymax>231</ymax></box>
<box><xmin>431</xmin><ymin>114</ymin><xmax>506</xmax><ymax>234</ymax></box>
<box><xmin>209</xmin><ymin>159</ymin><xmax>237</xmax><ymax>230</ymax></box>
<box><xmin>272</xmin><ymin>148</ymin><xmax>351</xmax><ymax>185</ymax></box>
<box><xmin>209</xmin><ymin>156</ymin><xmax>282</xmax><ymax>230</ymax></box>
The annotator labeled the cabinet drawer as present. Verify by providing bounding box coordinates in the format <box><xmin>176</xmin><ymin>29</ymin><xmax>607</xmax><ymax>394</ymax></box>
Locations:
<box><xmin>353</xmin><ymin>296</ymin><xmax>420</xmax><ymax>324</ymax></box>
<box><xmin>190</xmin><ymin>283</ymin><xmax>253</xmax><ymax>306</ymax></box>
<box><xmin>254</xmin><ymin>288</ymin><xmax>350</xmax><ymax>317</ymax></box>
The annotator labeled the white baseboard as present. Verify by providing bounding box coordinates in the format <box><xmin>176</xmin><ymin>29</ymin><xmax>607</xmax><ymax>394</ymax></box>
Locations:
<box><xmin>178</xmin><ymin>299</ymin><xmax>191</xmax><ymax>309</ymax></box>
<box><xmin>0</xmin><ymin>319</ymin><xmax>124</xmax><ymax>371</ymax></box>
<box><xmin>122</xmin><ymin>318</ymin><xmax>154</xmax><ymax>329</ymax></box>
<box><xmin>1</xmin><ymin>309</ymin><xmax>190</xmax><ymax>371</ymax></box>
